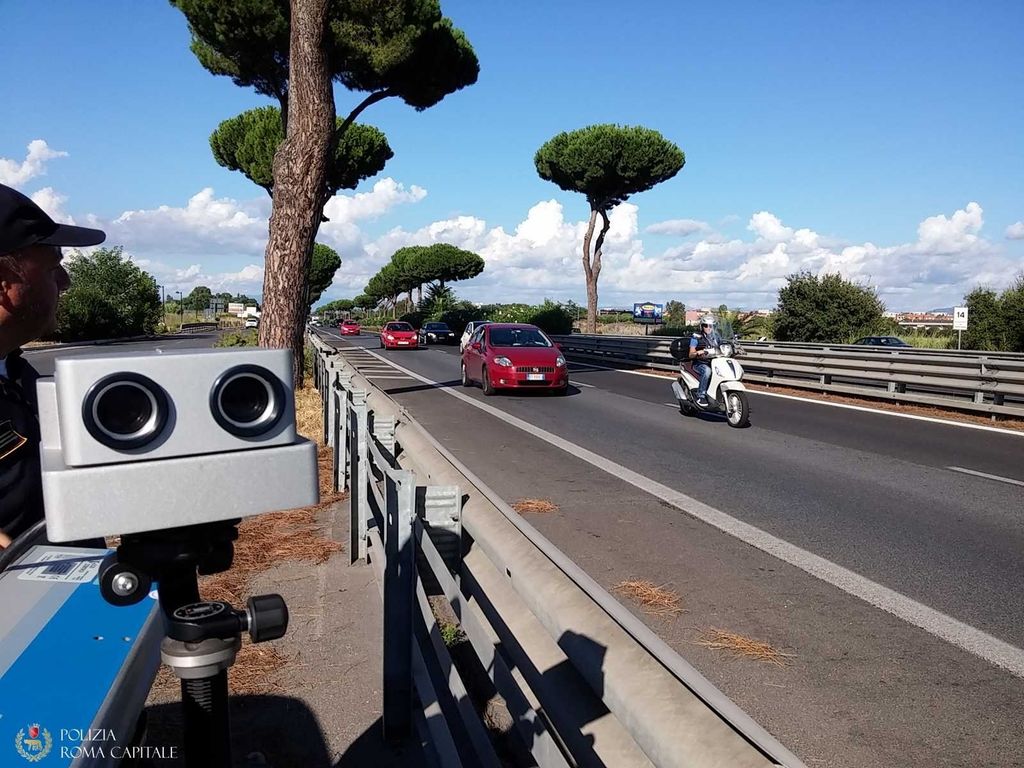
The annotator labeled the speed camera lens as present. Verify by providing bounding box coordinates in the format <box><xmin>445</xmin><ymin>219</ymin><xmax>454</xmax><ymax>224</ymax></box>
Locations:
<box><xmin>221</xmin><ymin>375</ymin><xmax>270</xmax><ymax>425</ymax></box>
<box><xmin>210</xmin><ymin>365</ymin><xmax>284</xmax><ymax>437</ymax></box>
<box><xmin>97</xmin><ymin>384</ymin><xmax>152</xmax><ymax>434</ymax></box>
<box><xmin>84</xmin><ymin>374</ymin><xmax>168</xmax><ymax>450</ymax></box>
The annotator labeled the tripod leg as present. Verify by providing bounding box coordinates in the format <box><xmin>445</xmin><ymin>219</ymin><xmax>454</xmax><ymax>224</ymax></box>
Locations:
<box><xmin>182</xmin><ymin>671</ymin><xmax>231</xmax><ymax>768</ymax></box>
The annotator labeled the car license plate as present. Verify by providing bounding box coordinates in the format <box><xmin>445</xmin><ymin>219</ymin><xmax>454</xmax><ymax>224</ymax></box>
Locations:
<box><xmin>527</xmin><ymin>373</ymin><xmax>545</xmax><ymax>381</ymax></box>
<box><xmin>398</xmin><ymin>341</ymin><xmax>409</xmax><ymax>345</ymax></box>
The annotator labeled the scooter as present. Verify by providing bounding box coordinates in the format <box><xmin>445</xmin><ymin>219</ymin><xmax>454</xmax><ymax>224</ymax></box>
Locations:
<box><xmin>670</xmin><ymin>337</ymin><xmax>751</xmax><ymax>428</ymax></box>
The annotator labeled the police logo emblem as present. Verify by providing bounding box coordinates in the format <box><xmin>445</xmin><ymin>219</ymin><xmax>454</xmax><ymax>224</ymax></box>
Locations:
<box><xmin>15</xmin><ymin>723</ymin><xmax>53</xmax><ymax>762</ymax></box>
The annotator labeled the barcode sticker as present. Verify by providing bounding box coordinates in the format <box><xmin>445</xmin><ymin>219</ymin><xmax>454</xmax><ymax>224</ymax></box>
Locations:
<box><xmin>17</xmin><ymin>551</ymin><xmax>102</xmax><ymax>584</ymax></box>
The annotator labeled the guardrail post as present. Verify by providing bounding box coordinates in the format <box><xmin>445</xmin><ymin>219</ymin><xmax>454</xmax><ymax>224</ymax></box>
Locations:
<box><xmin>349</xmin><ymin>388</ymin><xmax>369</xmax><ymax>564</ymax></box>
<box><xmin>372</xmin><ymin>415</ymin><xmax>397</xmax><ymax>458</ymax></box>
<box><xmin>382</xmin><ymin>469</ymin><xmax>416</xmax><ymax>744</ymax></box>
<box><xmin>331</xmin><ymin>388</ymin><xmax>342</xmax><ymax>494</ymax></box>
<box><xmin>338</xmin><ymin>371</ymin><xmax>353</xmax><ymax>492</ymax></box>
<box><xmin>325</xmin><ymin>363</ymin><xmax>338</xmax><ymax>449</ymax></box>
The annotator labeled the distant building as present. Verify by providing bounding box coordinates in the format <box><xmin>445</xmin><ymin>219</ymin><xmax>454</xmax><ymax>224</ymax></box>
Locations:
<box><xmin>895</xmin><ymin>312</ymin><xmax>953</xmax><ymax>329</ymax></box>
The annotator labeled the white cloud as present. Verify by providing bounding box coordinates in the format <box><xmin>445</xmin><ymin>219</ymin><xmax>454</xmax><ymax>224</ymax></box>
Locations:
<box><xmin>0</xmin><ymin>140</ymin><xmax>68</xmax><ymax>186</ymax></box>
<box><xmin>38</xmin><ymin>161</ymin><xmax>1019</xmax><ymax>310</ymax></box>
<box><xmin>645</xmin><ymin>218</ymin><xmax>709</xmax><ymax>236</ymax></box>
<box><xmin>110</xmin><ymin>187</ymin><xmax>269</xmax><ymax>255</ymax></box>
<box><xmin>1006</xmin><ymin>221</ymin><xmax>1024</xmax><ymax>240</ymax></box>
<box><xmin>30</xmin><ymin>187</ymin><xmax>75</xmax><ymax>224</ymax></box>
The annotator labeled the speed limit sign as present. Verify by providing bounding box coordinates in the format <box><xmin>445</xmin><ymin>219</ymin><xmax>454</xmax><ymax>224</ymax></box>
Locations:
<box><xmin>953</xmin><ymin>306</ymin><xmax>969</xmax><ymax>331</ymax></box>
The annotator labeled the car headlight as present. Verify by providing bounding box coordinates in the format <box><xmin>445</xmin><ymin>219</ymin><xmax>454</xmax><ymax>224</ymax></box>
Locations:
<box><xmin>385</xmin><ymin>334</ymin><xmax>394</xmax><ymax>340</ymax></box>
<box><xmin>555</xmin><ymin>355</ymin><xmax>566</xmax><ymax>367</ymax></box>
<box><xmin>494</xmin><ymin>356</ymin><xmax>513</xmax><ymax>367</ymax></box>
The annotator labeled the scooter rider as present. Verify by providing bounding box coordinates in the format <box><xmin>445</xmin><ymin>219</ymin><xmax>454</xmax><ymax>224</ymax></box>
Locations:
<box><xmin>688</xmin><ymin>315</ymin><xmax>722</xmax><ymax>407</ymax></box>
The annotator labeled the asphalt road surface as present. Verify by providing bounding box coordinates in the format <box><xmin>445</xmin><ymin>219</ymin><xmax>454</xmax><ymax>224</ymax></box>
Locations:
<box><xmin>318</xmin><ymin>327</ymin><xmax>1024</xmax><ymax>768</ymax></box>
<box><xmin>23</xmin><ymin>333</ymin><xmax>221</xmax><ymax>375</ymax></box>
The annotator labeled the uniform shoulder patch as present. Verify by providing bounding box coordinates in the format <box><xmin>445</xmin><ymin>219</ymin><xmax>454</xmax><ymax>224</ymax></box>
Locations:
<box><xmin>0</xmin><ymin>420</ymin><xmax>28</xmax><ymax>461</ymax></box>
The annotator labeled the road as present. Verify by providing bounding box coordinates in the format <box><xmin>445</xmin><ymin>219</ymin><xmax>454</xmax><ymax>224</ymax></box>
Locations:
<box><xmin>23</xmin><ymin>334</ymin><xmax>221</xmax><ymax>375</ymax></box>
<box><xmin>318</xmin><ymin>327</ymin><xmax>1024</xmax><ymax>768</ymax></box>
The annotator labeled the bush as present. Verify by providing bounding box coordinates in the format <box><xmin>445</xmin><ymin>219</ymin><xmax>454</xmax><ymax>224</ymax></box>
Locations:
<box><xmin>774</xmin><ymin>272</ymin><xmax>885</xmax><ymax>343</ymax></box>
<box><xmin>652</xmin><ymin>325</ymin><xmax>696</xmax><ymax>337</ymax></box>
<box><xmin>527</xmin><ymin>302</ymin><xmax>574</xmax><ymax>335</ymax></box>
<box><xmin>437</xmin><ymin>308</ymin><xmax>479</xmax><ymax>336</ymax></box>
<box><xmin>57</xmin><ymin>246</ymin><xmax>162</xmax><ymax>342</ymax></box>
<box><xmin>398</xmin><ymin>311</ymin><xmax>427</xmax><ymax>329</ymax></box>
<box><xmin>214</xmin><ymin>330</ymin><xmax>258</xmax><ymax>347</ymax></box>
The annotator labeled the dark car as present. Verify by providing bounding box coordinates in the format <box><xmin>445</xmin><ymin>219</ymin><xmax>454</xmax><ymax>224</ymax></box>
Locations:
<box><xmin>852</xmin><ymin>336</ymin><xmax>911</xmax><ymax>348</ymax></box>
<box><xmin>419</xmin><ymin>322</ymin><xmax>457</xmax><ymax>345</ymax></box>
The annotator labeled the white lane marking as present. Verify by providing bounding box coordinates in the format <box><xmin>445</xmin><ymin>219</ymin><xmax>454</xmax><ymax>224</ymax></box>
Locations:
<box><xmin>567</xmin><ymin>360</ymin><xmax>1024</xmax><ymax>438</ymax></box>
<box><xmin>751</xmin><ymin>390</ymin><xmax>1024</xmax><ymax>438</ymax></box>
<box><xmin>365</xmin><ymin>375</ymin><xmax>414</xmax><ymax>380</ymax></box>
<box><xmin>570</xmin><ymin>380</ymin><xmax>596</xmax><ymax>388</ymax></box>
<box><xmin>362</xmin><ymin>347</ymin><xmax>1024</xmax><ymax>678</ymax></box>
<box><xmin>947</xmin><ymin>466</ymin><xmax>1024</xmax><ymax>487</ymax></box>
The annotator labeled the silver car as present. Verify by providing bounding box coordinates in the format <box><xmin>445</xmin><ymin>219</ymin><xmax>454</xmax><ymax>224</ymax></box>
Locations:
<box><xmin>459</xmin><ymin>320</ymin><xmax>491</xmax><ymax>352</ymax></box>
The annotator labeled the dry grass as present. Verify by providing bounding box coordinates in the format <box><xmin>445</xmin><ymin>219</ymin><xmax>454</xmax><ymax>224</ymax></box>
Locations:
<box><xmin>294</xmin><ymin>383</ymin><xmax>324</xmax><ymax>446</ymax></box>
<box><xmin>153</xmin><ymin>381</ymin><xmax>344</xmax><ymax>698</ymax></box>
<box><xmin>696</xmin><ymin>628</ymin><xmax>795</xmax><ymax>667</ymax></box>
<box><xmin>512</xmin><ymin>498</ymin><xmax>560</xmax><ymax>515</ymax></box>
<box><xmin>614</xmin><ymin>579</ymin><xmax>684</xmax><ymax>618</ymax></box>
<box><xmin>152</xmin><ymin>640</ymin><xmax>289</xmax><ymax>697</ymax></box>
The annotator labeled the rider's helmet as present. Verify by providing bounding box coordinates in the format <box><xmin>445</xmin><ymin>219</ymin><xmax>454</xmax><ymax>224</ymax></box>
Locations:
<box><xmin>699</xmin><ymin>315</ymin><xmax>716</xmax><ymax>333</ymax></box>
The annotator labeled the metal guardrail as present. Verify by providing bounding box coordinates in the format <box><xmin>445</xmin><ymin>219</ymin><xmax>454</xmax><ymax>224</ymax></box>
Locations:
<box><xmin>178</xmin><ymin>322</ymin><xmax>220</xmax><ymax>334</ymax></box>
<box><xmin>309</xmin><ymin>333</ymin><xmax>805</xmax><ymax>768</ymax></box>
<box><xmin>550</xmin><ymin>335</ymin><xmax>1024</xmax><ymax>418</ymax></box>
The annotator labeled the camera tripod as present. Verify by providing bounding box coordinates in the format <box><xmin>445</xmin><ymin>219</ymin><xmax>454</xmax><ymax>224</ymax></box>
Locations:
<box><xmin>98</xmin><ymin>520</ymin><xmax>289</xmax><ymax>768</ymax></box>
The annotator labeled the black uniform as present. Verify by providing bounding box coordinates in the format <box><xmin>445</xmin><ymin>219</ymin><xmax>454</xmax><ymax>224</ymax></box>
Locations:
<box><xmin>0</xmin><ymin>349</ymin><xmax>44</xmax><ymax>540</ymax></box>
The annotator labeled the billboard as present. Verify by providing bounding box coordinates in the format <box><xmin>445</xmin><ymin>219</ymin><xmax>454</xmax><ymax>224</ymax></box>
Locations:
<box><xmin>632</xmin><ymin>302</ymin><xmax>664</xmax><ymax>324</ymax></box>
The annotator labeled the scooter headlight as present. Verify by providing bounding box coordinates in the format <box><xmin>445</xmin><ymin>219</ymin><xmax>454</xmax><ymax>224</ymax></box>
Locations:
<box><xmin>719</xmin><ymin>343</ymin><xmax>733</xmax><ymax>357</ymax></box>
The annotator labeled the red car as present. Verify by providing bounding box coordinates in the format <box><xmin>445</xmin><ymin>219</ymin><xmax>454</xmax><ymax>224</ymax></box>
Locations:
<box><xmin>338</xmin><ymin>319</ymin><xmax>361</xmax><ymax>336</ymax></box>
<box><xmin>461</xmin><ymin>323</ymin><xmax>567</xmax><ymax>395</ymax></box>
<box><xmin>380</xmin><ymin>321</ymin><xmax>418</xmax><ymax>350</ymax></box>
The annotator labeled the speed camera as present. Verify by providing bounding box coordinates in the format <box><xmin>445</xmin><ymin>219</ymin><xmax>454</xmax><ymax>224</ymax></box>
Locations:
<box><xmin>37</xmin><ymin>348</ymin><xmax>319</xmax><ymax>542</ymax></box>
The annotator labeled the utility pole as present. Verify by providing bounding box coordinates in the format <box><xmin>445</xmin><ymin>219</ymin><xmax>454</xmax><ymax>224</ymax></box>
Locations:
<box><xmin>176</xmin><ymin>291</ymin><xmax>183</xmax><ymax>327</ymax></box>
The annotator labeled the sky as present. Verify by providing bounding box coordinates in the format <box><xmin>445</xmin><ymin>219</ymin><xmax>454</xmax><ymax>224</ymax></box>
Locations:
<box><xmin>1</xmin><ymin>0</ymin><xmax>1022</xmax><ymax>312</ymax></box>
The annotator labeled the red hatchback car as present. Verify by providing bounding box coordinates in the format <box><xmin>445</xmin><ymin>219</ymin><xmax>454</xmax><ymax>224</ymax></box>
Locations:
<box><xmin>338</xmin><ymin>319</ymin><xmax>361</xmax><ymax>336</ymax></box>
<box><xmin>461</xmin><ymin>323</ymin><xmax>568</xmax><ymax>395</ymax></box>
<box><xmin>380</xmin><ymin>321</ymin><xmax>419</xmax><ymax>350</ymax></box>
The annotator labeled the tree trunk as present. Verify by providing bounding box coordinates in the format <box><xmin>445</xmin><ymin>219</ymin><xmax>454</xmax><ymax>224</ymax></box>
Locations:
<box><xmin>259</xmin><ymin>0</ymin><xmax>334</xmax><ymax>387</ymax></box>
<box><xmin>581</xmin><ymin>208</ymin><xmax>610</xmax><ymax>334</ymax></box>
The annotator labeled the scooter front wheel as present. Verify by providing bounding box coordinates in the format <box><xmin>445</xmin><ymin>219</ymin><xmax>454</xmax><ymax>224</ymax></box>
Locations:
<box><xmin>725</xmin><ymin>390</ymin><xmax>751</xmax><ymax>428</ymax></box>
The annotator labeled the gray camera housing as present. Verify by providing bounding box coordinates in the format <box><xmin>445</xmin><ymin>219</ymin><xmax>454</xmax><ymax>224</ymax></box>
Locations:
<box><xmin>54</xmin><ymin>348</ymin><xmax>297</xmax><ymax>467</ymax></box>
<box><xmin>38</xmin><ymin>348</ymin><xmax>319</xmax><ymax>542</ymax></box>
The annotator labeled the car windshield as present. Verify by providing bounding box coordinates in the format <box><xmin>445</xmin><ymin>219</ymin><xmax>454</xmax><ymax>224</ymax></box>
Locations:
<box><xmin>343</xmin><ymin>320</ymin><xmax>358</xmax><ymax>325</ymax></box>
<box><xmin>388</xmin><ymin>322</ymin><xmax>413</xmax><ymax>331</ymax></box>
<box><xmin>488</xmin><ymin>327</ymin><xmax>551</xmax><ymax>348</ymax></box>
<box><xmin>426</xmin><ymin>323</ymin><xmax>449</xmax><ymax>331</ymax></box>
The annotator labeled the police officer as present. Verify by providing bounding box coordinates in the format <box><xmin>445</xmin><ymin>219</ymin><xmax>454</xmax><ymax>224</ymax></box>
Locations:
<box><xmin>0</xmin><ymin>184</ymin><xmax>105</xmax><ymax>549</ymax></box>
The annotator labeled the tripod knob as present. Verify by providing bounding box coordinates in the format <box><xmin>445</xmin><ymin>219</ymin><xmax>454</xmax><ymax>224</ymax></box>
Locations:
<box><xmin>98</xmin><ymin>554</ymin><xmax>152</xmax><ymax>607</ymax></box>
<box><xmin>246</xmin><ymin>594</ymin><xmax>289</xmax><ymax>643</ymax></box>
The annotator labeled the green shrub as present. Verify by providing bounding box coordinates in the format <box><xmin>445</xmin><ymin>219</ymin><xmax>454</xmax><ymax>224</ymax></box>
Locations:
<box><xmin>652</xmin><ymin>325</ymin><xmax>696</xmax><ymax>337</ymax></box>
<box><xmin>527</xmin><ymin>302</ymin><xmax>574</xmax><ymax>334</ymax></box>
<box><xmin>57</xmin><ymin>246</ymin><xmax>162</xmax><ymax>342</ymax></box>
<box><xmin>215</xmin><ymin>330</ymin><xmax>258</xmax><ymax>347</ymax></box>
<box><xmin>398</xmin><ymin>311</ymin><xmax>427</xmax><ymax>328</ymax></box>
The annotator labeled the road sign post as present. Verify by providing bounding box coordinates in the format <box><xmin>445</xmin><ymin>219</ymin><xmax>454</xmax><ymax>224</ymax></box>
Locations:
<box><xmin>953</xmin><ymin>306</ymin><xmax>969</xmax><ymax>349</ymax></box>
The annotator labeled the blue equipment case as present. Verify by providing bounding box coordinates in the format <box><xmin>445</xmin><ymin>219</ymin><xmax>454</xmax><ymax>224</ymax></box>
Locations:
<box><xmin>0</xmin><ymin>546</ymin><xmax>162</xmax><ymax>766</ymax></box>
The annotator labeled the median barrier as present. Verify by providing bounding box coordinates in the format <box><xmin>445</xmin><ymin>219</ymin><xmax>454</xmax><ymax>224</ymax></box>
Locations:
<box><xmin>309</xmin><ymin>332</ymin><xmax>805</xmax><ymax>768</ymax></box>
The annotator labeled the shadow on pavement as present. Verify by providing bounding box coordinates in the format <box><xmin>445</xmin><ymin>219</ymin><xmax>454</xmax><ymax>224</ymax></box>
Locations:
<box><xmin>146</xmin><ymin>696</ymin><xmax>427</xmax><ymax>768</ymax></box>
